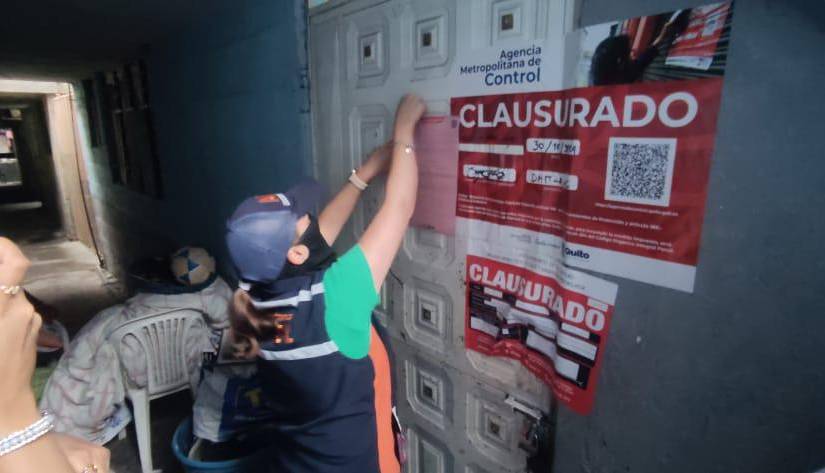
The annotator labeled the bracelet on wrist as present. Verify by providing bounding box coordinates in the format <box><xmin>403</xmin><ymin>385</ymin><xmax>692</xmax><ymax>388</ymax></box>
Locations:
<box><xmin>349</xmin><ymin>169</ymin><xmax>368</xmax><ymax>191</ymax></box>
<box><xmin>0</xmin><ymin>410</ymin><xmax>55</xmax><ymax>457</ymax></box>
<box><xmin>0</xmin><ymin>285</ymin><xmax>21</xmax><ymax>295</ymax></box>
<box><xmin>391</xmin><ymin>140</ymin><xmax>414</xmax><ymax>155</ymax></box>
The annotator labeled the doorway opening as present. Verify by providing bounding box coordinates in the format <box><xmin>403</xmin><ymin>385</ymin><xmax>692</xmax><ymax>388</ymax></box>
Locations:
<box><xmin>0</xmin><ymin>80</ymin><xmax>100</xmax><ymax>254</ymax></box>
<box><xmin>0</xmin><ymin>92</ymin><xmax>61</xmax><ymax>244</ymax></box>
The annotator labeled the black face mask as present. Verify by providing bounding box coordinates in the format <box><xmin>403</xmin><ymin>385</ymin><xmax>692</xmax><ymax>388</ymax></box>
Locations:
<box><xmin>278</xmin><ymin>214</ymin><xmax>336</xmax><ymax>279</ymax></box>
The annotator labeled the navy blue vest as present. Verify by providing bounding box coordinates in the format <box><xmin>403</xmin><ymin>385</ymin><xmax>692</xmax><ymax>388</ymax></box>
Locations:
<box><xmin>249</xmin><ymin>271</ymin><xmax>379</xmax><ymax>473</ymax></box>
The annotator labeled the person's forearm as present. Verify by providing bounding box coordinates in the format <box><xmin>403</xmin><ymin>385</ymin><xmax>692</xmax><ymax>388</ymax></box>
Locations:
<box><xmin>318</xmin><ymin>149</ymin><xmax>388</xmax><ymax>246</ymax></box>
<box><xmin>318</xmin><ymin>179</ymin><xmax>363</xmax><ymax>244</ymax></box>
<box><xmin>383</xmin><ymin>126</ymin><xmax>418</xmax><ymax>220</ymax></box>
<box><xmin>358</xmin><ymin>94</ymin><xmax>424</xmax><ymax>291</ymax></box>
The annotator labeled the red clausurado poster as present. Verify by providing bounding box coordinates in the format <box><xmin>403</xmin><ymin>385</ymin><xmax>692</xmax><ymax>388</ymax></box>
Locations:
<box><xmin>451</xmin><ymin>76</ymin><xmax>723</xmax><ymax>292</ymax></box>
<box><xmin>465</xmin><ymin>253</ymin><xmax>617</xmax><ymax>414</ymax></box>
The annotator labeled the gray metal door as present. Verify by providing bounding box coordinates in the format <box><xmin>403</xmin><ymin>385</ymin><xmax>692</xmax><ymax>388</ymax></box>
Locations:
<box><xmin>309</xmin><ymin>1</ymin><xmax>578</xmax><ymax>470</ymax></box>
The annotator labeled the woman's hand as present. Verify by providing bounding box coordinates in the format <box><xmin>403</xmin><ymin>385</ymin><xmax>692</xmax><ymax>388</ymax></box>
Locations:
<box><xmin>353</xmin><ymin>94</ymin><xmax>427</xmax><ymax>185</ymax></box>
<box><xmin>356</xmin><ymin>141</ymin><xmax>393</xmax><ymax>183</ymax></box>
<box><xmin>393</xmin><ymin>94</ymin><xmax>426</xmax><ymax>143</ymax></box>
<box><xmin>0</xmin><ymin>236</ymin><xmax>29</xmax><ymax>287</ymax></box>
<box><xmin>51</xmin><ymin>433</ymin><xmax>110</xmax><ymax>473</ymax></box>
<box><xmin>0</xmin><ymin>238</ymin><xmax>91</xmax><ymax>473</ymax></box>
<box><xmin>0</xmin><ymin>237</ymin><xmax>41</xmax><ymax>435</ymax></box>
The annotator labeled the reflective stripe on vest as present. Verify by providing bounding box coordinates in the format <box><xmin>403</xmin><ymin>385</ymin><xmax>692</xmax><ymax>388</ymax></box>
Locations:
<box><xmin>258</xmin><ymin>340</ymin><xmax>339</xmax><ymax>361</ymax></box>
<box><xmin>250</xmin><ymin>283</ymin><xmax>325</xmax><ymax>309</ymax></box>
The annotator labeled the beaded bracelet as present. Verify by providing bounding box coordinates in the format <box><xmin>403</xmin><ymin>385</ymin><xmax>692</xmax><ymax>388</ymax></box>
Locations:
<box><xmin>0</xmin><ymin>284</ymin><xmax>21</xmax><ymax>295</ymax></box>
<box><xmin>0</xmin><ymin>411</ymin><xmax>55</xmax><ymax>457</ymax></box>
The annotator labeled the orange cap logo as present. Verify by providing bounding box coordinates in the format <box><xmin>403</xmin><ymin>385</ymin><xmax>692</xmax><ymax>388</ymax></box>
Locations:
<box><xmin>255</xmin><ymin>194</ymin><xmax>281</xmax><ymax>204</ymax></box>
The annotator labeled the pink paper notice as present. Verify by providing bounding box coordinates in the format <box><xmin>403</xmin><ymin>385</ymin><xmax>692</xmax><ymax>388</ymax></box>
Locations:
<box><xmin>411</xmin><ymin>115</ymin><xmax>460</xmax><ymax>235</ymax></box>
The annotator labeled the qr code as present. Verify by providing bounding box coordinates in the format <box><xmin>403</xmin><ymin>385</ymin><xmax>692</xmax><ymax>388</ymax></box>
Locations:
<box><xmin>604</xmin><ymin>137</ymin><xmax>677</xmax><ymax>207</ymax></box>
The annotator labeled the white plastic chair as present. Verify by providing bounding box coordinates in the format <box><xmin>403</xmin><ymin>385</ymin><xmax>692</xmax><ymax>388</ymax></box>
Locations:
<box><xmin>108</xmin><ymin>309</ymin><xmax>206</xmax><ymax>473</ymax></box>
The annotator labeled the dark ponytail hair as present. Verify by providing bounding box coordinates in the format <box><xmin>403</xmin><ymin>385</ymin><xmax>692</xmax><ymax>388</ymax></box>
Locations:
<box><xmin>230</xmin><ymin>289</ymin><xmax>277</xmax><ymax>359</ymax></box>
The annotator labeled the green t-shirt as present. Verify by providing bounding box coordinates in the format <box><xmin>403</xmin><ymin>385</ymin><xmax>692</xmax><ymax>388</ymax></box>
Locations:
<box><xmin>323</xmin><ymin>245</ymin><xmax>379</xmax><ymax>359</ymax></box>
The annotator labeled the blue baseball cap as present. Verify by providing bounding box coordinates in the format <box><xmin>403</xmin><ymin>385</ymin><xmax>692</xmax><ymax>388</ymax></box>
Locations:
<box><xmin>226</xmin><ymin>179</ymin><xmax>325</xmax><ymax>283</ymax></box>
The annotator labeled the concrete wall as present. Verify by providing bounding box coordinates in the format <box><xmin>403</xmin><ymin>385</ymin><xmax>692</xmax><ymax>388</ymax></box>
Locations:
<box><xmin>552</xmin><ymin>1</ymin><xmax>825</xmax><ymax>472</ymax></box>
<box><xmin>78</xmin><ymin>0</ymin><xmax>311</xmax><ymax>278</ymax></box>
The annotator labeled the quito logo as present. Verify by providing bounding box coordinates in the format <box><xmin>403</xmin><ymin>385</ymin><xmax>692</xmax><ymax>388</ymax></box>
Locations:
<box><xmin>564</xmin><ymin>246</ymin><xmax>590</xmax><ymax>260</ymax></box>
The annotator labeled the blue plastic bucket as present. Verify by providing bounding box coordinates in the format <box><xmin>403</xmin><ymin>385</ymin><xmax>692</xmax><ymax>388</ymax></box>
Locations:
<box><xmin>172</xmin><ymin>418</ymin><xmax>270</xmax><ymax>473</ymax></box>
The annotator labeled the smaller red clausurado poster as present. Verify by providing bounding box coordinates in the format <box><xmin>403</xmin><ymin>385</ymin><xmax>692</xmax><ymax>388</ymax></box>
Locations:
<box><xmin>465</xmin><ymin>252</ymin><xmax>617</xmax><ymax>414</ymax></box>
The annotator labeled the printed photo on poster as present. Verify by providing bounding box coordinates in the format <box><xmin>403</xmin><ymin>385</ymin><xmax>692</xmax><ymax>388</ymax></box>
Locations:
<box><xmin>665</xmin><ymin>4</ymin><xmax>731</xmax><ymax>70</ymax></box>
<box><xmin>574</xmin><ymin>1</ymin><xmax>732</xmax><ymax>87</ymax></box>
